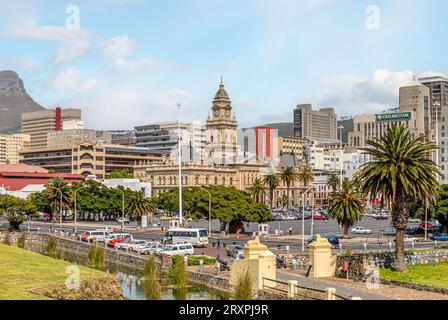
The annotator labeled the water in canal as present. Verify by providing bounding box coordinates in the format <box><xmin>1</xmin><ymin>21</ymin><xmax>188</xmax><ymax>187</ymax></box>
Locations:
<box><xmin>113</xmin><ymin>270</ymin><xmax>226</xmax><ymax>300</ymax></box>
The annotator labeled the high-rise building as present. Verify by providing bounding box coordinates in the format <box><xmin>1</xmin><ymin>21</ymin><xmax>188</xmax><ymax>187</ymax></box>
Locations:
<box><xmin>294</xmin><ymin>104</ymin><xmax>337</xmax><ymax>140</ymax></box>
<box><xmin>110</xmin><ymin>130</ymin><xmax>137</xmax><ymax>146</ymax></box>
<box><xmin>21</xmin><ymin>107</ymin><xmax>82</xmax><ymax>149</ymax></box>
<box><xmin>399</xmin><ymin>83</ymin><xmax>431</xmax><ymax>137</ymax></box>
<box><xmin>0</xmin><ymin>134</ymin><xmax>30</xmax><ymax>164</ymax></box>
<box><xmin>135</xmin><ymin>121</ymin><xmax>206</xmax><ymax>163</ymax></box>
<box><xmin>47</xmin><ymin>129</ymin><xmax>112</xmax><ymax>149</ymax></box>
<box><xmin>418</xmin><ymin>75</ymin><xmax>448</xmax><ymax>122</ymax></box>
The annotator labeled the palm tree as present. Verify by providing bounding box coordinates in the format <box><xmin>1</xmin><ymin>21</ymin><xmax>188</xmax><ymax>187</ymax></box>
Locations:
<box><xmin>42</xmin><ymin>177</ymin><xmax>72</xmax><ymax>220</ymax></box>
<box><xmin>297</xmin><ymin>165</ymin><xmax>314</xmax><ymax>209</ymax></box>
<box><xmin>355</xmin><ymin>125</ymin><xmax>439</xmax><ymax>271</ymax></box>
<box><xmin>328</xmin><ymin>172</ymin><xmax>340</xmax><ymax>192</ymax></box>
<box><xmin>249</xmin><ymin>179</ymin><xmax>266</xmax><ymax>203</ymax></box>
<box><xmin>126</xmin><ymin>191</ymin><xmax>155</xmax><ymax>229</ymax></box>
<box><xmin>329</xmin><ymin>178</ymin><xmax>365</xmax><ymax>239</ymax></box>
<box><xmin>263</xmin><ymin>173</ymin><xmax>279</xmax><ymax>208</ymax></box>
<box><xmin>281</xmin><ymin>167</ymin><xmax>297</xmax><ymax>209</ymax></box>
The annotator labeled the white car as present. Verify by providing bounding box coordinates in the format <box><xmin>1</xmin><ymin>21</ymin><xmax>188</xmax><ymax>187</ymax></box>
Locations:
<box><xmin>409</xmin><ymin>218</ymin><xmax>422</xmax><ymax>223</ymax></box>
<box><xmin>395</xmin><ymin>235</ymin><xmax>419</xmax><ymax>243</ymax></box>
<box><xmin>116</xmin><ymin>239</ymin><xmax>142</xmax><ymax>251</ymax></box>
<box><xmin>140</xmin><ymin>242</ymin><xmax>164</xmax><ymax>255</ymax></box>
<box><xmin>158</xmin><ymin>243</ymin><xmax>195</xmax><ymax>256</ymax></box>
<box><xmin>351</xmin><ymin>227</ymin><xmax>372</xmax><ymax>235</ymax></box>
<box><xmin>129</xmin><ymin>240</ymin><xmax>149</xmax><ymax>252</ymax></box>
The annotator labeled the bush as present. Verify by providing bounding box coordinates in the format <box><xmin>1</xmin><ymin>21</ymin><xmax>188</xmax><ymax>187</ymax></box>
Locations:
<box><xmin>233</xmin><ymin>269</ymin><xmax>254</xmax><ymax>300</ymax></box>
<box><xmin>17</xmin><ymin>232</ymin><xmax>27</xmax><ymax>249</ymax></box>
<box><xmin>144</xmin><ymin>256</ymin><xmax>162</xmax><ymax>300</ymax></box>
<box><xmin>169</xmin><ymin>255</ymin><xmax>188</xmax><ymax>288</ymax></box>
<box><xmin>187</xmin><ymin>256</ymin><xmax>216</xmax><ymax>266</ymax></box>
<box><xmin>88</xmin><ymin>245</ymin><xmax>105</xmax><ymax>269</ymax></box>
<box><xmin>46</xmin><ymin>236</ymin><xmax>60</xmax><ymax>258</ymax></box>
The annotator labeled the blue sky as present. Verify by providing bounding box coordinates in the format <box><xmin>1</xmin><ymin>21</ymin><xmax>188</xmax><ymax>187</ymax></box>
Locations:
<box><xmin>0</xmin><ymin>0</ymin><xmax>447</xmax><ymax>130</ymax></box>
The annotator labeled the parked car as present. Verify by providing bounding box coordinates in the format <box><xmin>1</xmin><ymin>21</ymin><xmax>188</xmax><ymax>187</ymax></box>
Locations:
<box><xmin>107</xmin><ymin>233</ymin><xmax>133</xmax><ymax>248</ymax></box>
<box><xmin>408</xmin><ymin>218</ymin><xmax>422</xmax><ymax>223</ymax></box>
<box><xmin>117</xmin><ymin>239</ymin><xmax>147</xmax><ymax>251</ymax></box>
<box><xmin>78</xmin><ymin>230</ymin><xmax>110</xmax><ymax>242</ymax></box>
<box><xmin>351</xmin><ymin>227</ymin><xmax>372</xmax><ymax>235</ymax></box>
<box><xmin>140</xmin><ymin>242</ymin><xmax>165</xmax><ymax>255</ymax></box>
<box><xmin>116</xmin><ymin>217</ymin><xmax>130</xmax><ymax>224</ymax></box>
<box><xmin>158</xmin><ymin>243</ymin><xmax>195</xmax><ymax>256</ymax></box>
<box><xmin>307</xmin><ymin>235</ymin><xmax>339</xmax><ymax>246</ymax></box>
<box><xmin>405</xmin><ymin>226</ymin><xmax>422</xmax><ymax>235</ymax></box>
<box><xmin>313</xmin><ymin>214</ymin><xmax>329</xmax><ymax>221</ymax></box>
<box><xmin>373</xmin><ymin>214</ymin><xmax>388</xmax><ymax>220</ymax></box>
<box><xmin>431</xmin><ymin>234</ymin><xmax>448</xmax><ymax>241</ymax></box>
<box><xmin>394</xmin><ymin>235</ymin><xmax>419</xmax><ymax>243</ymax></box>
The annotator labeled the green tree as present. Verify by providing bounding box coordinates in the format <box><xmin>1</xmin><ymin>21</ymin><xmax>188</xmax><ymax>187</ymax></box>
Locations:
<box><xmin>356</xmin><ymin>125</ymin><xmax>439</xmax><ymax>271</ymax></box>
<box><xmin>263</xmin><ymin>172</ymin><xmax>279</xmax><ymax>209</ymax></box>
<box><xmin>0</xmin><ymin>195</ymin><xmax>38</xmax><ymax>231</ymax></box>
<box><xmin>329</xmin><ymin>178</ymin><xmax>365</xmax><ymax>239</ymax></box>
<box><xmin>297</xmin><ymin>165</ymin><xmax>314</xmax><ymax>209</ymax></box>
<box><xmin>28</xmin><ymin>192</ymin><xmax>51</xmax><ymax>213</ymax></box>
<box><xmin>42</xmin><ymin>177</ymin><xmax>73</xmax><ymax>220</ymax></box>
<box><xmin>281</xmin><ymin>167</ymin><xmax>296</xmax><ymax>209</ymax></box>
<box><xmin>107</xmin><ymin>169</ymin><xmax>133</xmax><ymax>179</ymax></box>
<box><xmin>249</xmin><ymin>178</ymin><xmax>266</xmax><ymax>203</ymax></box>
<box><xmin>154</xmin><ymin>186</ymin><xmax>271</xmax><ymax>233</ymax></box>
<box><xmin>126</xmin><ymin>190</ymin><xmax>154</xmax><ymax>229</ymax></box>
<box><xmin>327</xmin><ymin>171</ymin><xmax>340</xmax><ymax>192</ymax></box>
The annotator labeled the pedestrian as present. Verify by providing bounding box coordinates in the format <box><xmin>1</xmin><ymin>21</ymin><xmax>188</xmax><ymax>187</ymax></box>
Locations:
<box><xmin>217</xmin><ymin>239</ymin><xmax>221</xmax><ymax>248</ymax></box>
<box><xmin>289</xmin><ymin>227</ymin><xmax>292</xmax><ymax>236</ymax></box>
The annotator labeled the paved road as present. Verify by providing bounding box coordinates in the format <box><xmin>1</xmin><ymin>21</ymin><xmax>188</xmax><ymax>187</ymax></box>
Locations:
<box><xmin>276</xmin><ymin>271</ymin><xmax>393</xmax><ymax>300</ymax></box>
<box><xmin>13</xmin><ymin>220</ymin><xmax>441</xmax><ymax>254</ymax></box>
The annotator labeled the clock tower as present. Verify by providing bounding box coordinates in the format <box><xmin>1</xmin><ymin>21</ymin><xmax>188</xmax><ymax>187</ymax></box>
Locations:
<box><xmin>205</xmin><ymin>79</ymin><xmax>238</xmax><ymax>164</ymax></box>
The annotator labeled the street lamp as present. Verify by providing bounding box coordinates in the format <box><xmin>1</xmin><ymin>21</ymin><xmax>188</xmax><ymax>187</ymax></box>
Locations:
<box><xmin>117</xmin><ymin>188</ymin><xmax>125</xmax><ymax>231</ymax></box>
<box><xmin>58</xmin><ymin>190</ymin><xmax>63</xmax><ymax>227</ymax></box>
<box><xmin>338</xmin><ymin>125</ymin><xmax>344</xmax><ymax>186</ymax></box>
<box><xmin>177</xmin><ymin>102</ymin><xmax>183</xmax><ymax>226</ymax></box>
<box><xmin>74</xmin><ymin>185</ymin><xmax>87</xmax><ymax>234</ymax></box>
<box><xmin>302</xmin><ymin>186</ymin><xmax>315</xmax><ymax>252</ymax></box>
<box><xmin>199</xmin><ymin>187</ymin><xmax>212</xmax><ymax>236</ymax></box>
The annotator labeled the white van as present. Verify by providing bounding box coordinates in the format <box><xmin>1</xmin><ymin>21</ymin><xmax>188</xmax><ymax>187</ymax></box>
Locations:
<box><xmin>159</xmin><ymin>243</ymin><xmax>194</xmax><ymax>256</ymax></box>
<box><xmin>164</xmin><ymin>228</ymin><xmax>209</xmax><ymax>247</ymax></box>
<box><xmin>79</xmin><ymin>230</ymin><xmax>110</xmax><ymax>242</ymax></box>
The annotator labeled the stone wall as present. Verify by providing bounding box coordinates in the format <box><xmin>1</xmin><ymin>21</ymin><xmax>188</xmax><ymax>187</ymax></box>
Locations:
<box><xmin>0</xmin><ymin>231</ymin><xmax>151</xmax><ymax>272</ymax></box>
<box><xmin>336</xmin><ymin>250</ymin><xmax>448</xmax><ymax>282</ymax></box>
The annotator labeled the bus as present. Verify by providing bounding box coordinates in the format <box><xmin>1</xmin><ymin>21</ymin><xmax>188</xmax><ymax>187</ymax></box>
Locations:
<box><xmin>164</xmin><ymin>228</ymin><xmax>209</xmax><ymax>247</ymax></box>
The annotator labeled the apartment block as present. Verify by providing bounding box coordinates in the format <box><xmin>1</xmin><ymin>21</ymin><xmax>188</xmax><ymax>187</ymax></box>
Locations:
<box><xmin>294</xmin><ymin>104</ymin><xmax>337</xmax><ymax>140</ymax></box>
<box><xmin>0</xmin><ymin>134</ymin><xmax>30</xmax><ymax>164</ymax></box>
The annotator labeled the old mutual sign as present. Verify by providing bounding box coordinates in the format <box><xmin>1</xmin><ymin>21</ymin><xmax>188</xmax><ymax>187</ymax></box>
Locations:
<box><xmin>376</xmin><ymin>112</ymin><xmax>412</xmax><ymax>122</ymax></box>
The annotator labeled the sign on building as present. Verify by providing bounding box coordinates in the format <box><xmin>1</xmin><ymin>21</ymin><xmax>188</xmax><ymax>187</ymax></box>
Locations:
<box><xmin>375</xmin><ymin>112</ymin><xmax>412</xmax><ymax>122</ymax></box>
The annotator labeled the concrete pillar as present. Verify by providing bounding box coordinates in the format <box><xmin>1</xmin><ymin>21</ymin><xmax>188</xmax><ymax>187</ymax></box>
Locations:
<box><xmin>199</xmin><ymin>259</ymin><xmax>204</xmax><ymax>273</ymax></box>
<box><xmin>287</xmin><ymin>280</ymin><xmax>298</xmax><ymax>299</ymax></box>
<box><xmin>325</xmin><ymin>287</ymin><xmax>336</xmax><ymax>300</ymax></box>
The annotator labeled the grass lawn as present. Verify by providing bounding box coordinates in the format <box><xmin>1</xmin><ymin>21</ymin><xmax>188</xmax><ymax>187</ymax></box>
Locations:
<box><xmin>0</xmin><ymin>243</ymin><xmax>104</xmax><ymax>300</ymax></box>
<box><xmin>380</xmin><ymin>262</ymin><xmax>448</xmax><ymax>289</ymax></box>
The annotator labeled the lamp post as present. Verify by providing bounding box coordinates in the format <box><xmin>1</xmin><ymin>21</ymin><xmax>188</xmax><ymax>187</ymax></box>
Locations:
<box><xmin>58</xmin><ymin>190</ymin><xmax>63</xmax><ymax>227</ymax></box>
<box><xmin>117</xmin><ymin>188</ymin><xmax>125</xmax><ymax>231</ymax></box>
<box><xmin>74</xmin><ymin>185</ymin><xmax>87</xmax><ymax>234</ymax></box>
<box><xmin>200</xmin><ymin>187</ymin><xmax>212</xmax><ymax>236</ymax></box>
<box><xmin>177</xmin><ymin>102</ymin><xmax>183</xmax><ymax>226</ymax></box>
<box><xmin>302</xmin><ymin>186</ymin><xmax>315</xmax><ymax>252</ymax></box>
<box><xmin>434</xmin><ymin>101</ymin><xmax>440</xmax><ymax>183</ymax></box>
<box><xmin>338</xmin><ymin>125</ymin><xmax>344</xmax><ymax>186</ymax></box>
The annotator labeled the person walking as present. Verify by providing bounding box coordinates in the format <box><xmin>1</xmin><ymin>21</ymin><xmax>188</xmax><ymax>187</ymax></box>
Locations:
<box><xmin>289</xmin><ymin>227</ymin><xmax>293</xmax><ymax>236</ymax></box>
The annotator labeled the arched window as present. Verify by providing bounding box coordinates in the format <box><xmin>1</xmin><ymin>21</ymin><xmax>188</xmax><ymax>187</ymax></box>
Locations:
<box><xmin>205</xmin><ymin>176</ymin><xmax>209</xmax><ymax>185</ymax></box>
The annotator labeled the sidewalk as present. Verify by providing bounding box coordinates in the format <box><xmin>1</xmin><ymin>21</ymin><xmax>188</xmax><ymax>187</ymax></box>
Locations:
<box><xmin>276</xmin><ymin>270</ymin><xmax>393</xmax><ymax>300</ymax></box>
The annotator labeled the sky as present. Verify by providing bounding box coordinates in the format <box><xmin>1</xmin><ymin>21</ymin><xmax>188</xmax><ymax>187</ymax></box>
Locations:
<box><xmin>0</xmin><ymin>0</ymin><xmax>447</xmax><ymax>130</ymax></box>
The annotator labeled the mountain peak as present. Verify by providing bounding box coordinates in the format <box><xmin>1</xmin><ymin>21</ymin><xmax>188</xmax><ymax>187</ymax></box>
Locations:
<box><xmin>0</xmin><ymin>70</ymin><xmax>45</xmax><ymax>134</ymax></box>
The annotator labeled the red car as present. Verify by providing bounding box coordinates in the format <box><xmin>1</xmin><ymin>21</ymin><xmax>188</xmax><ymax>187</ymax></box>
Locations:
<box><xmin>420</xmin><ymin>221</ymin><xmax>436</xmax><ymax>228</ymax></box>
<box><xmin>313</xmin><ymin>214</ymin><xmax>329</xmax><ymax>221</ymax></box>
<box><xmin>107</xmin><ymin>234</ymin><xmax>133</xmax><ymax>248</ymax></box>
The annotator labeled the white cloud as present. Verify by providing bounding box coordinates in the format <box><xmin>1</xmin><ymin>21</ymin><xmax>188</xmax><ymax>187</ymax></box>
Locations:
<box><xmin>2</xmin><ymin>21</ymin><xmax>92</xmax><ymax>64</ymax></box>
<box><xmin>100</xmin><ymin>35</ymin><xmax>135</xmax><ymax>57</ymax></box>
<box><xmin>314</xmin><ymin>69</ymin><xmax>422</xmax><ymax>117</ymax></box>
<box><xmin>113</xmin><ymin>57</ymin><xmax>174</xmax><ymax>72</ymax></box>
<box><xmin>49</xmin><ymin>67</ymin><xmax>97</xmax><ymax>93</ymax></box>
